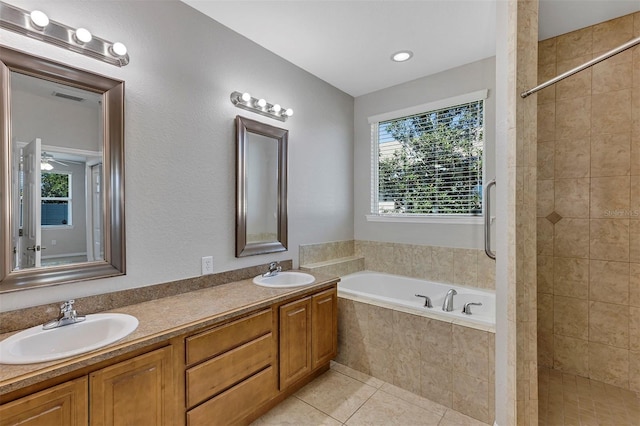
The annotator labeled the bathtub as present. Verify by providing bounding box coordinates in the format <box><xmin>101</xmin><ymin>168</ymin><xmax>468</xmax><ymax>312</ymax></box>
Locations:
<box><xmin>338</xmin><ymin>270</ymin><xmax>495</xmax><ymax>330</ymax></box>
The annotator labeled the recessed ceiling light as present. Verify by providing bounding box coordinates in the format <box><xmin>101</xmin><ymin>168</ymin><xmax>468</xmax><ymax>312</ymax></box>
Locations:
<box><xmin>391</xmin><ymin>50</ymin><xmax>413</xmax><ymax>62</ymax></box>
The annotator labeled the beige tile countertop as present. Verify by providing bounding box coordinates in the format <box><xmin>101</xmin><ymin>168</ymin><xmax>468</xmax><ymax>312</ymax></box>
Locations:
<box><xmin>0</xmin><ymin>271</ymin><xmax>339</xmax><ymax>396</ymax></box>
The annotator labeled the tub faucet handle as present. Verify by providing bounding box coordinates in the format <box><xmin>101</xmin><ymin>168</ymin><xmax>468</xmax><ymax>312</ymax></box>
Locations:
<box><xmin>462</xmin><ymin>302</ymin><xmax>482</xmax><ymax>315</ymax></box>
<box><xmin>415</xmin><ymin>294</ymin><xmax>433</xmax><ymax>308</ymax></box>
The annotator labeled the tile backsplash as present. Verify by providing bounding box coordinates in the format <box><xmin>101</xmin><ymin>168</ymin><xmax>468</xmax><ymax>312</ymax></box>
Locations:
<box><xmin>299</xmin><ymin>240</ymin><xmax>495</xmax><ymax>291</ymax></box>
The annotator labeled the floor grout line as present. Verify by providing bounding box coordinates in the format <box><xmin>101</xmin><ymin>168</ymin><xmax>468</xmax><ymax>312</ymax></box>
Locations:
<box><xmin>341</xmin><ymin>386</ymin><xmax>380</xmax><ymax>425</ymax></box>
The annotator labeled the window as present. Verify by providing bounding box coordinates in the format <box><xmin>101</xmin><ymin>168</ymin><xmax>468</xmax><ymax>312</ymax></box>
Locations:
<box><xmin>41</xmin><ymin>172</ymin><xmax>72</xmax><ymax>226</ymax></box>
<box><xmin>370</xmin><ymin>91</ymin><xmax>486</xmax><ymax>219</ymax></box>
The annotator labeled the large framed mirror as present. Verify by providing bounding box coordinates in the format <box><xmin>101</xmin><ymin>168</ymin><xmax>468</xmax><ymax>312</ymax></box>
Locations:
<box><xmin>236</xmin><ymin>116</ymin><xmax>287</xmax><ymax>257</ymax></box>
<box><xmin>0</xmin><ymin>46</ymin><xmax>125</xmax><ymax>292</ymax></box>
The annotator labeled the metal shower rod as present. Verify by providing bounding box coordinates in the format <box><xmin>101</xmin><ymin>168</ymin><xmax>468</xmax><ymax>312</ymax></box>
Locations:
<box><xmin>521</xmin><ymin>35</ymin><xmax>640</xmax><ymax>98</ymax></box>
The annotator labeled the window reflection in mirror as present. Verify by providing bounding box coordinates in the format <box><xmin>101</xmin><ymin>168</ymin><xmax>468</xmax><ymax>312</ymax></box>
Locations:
<box><xmin>10</xmin><ymin>72</ymin><xmax>104</xmax><ymax>271</ymax></box>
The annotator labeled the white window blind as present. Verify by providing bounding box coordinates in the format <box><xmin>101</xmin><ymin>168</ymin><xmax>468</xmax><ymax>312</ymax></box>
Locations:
<box><xmin>371</xmin><ymin>95</ymin><xmax>485</xmax><ymax>217</ymax></box>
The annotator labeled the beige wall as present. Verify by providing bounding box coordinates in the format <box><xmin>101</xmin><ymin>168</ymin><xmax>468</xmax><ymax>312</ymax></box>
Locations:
<box><xmin>536</xmin><ymin>12</ymin><xmax>640</xmax><ymax>391</ymax></box>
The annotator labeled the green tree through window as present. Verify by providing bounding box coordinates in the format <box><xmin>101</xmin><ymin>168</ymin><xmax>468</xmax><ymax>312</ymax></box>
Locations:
<box><xmin>41</xmin><ymin>173</ymin><xmax>69</xmax><ymax>198</ymax></box>
<box><xmin>41</xmin><ymin>172</ymin><xmax>71</xmax><ymax>226</ymax></box>
<box><xmin>376</xmin><ymin>100</ymin><xmax>483</xmax><ymax>215</ymax></box>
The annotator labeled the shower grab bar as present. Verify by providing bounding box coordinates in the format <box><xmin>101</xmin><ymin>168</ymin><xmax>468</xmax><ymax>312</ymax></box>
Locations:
<box><xmin>484</xmin><ymin>179</ymin><xmax>496</xmax><ymax>260</ymax></box>
<box><xmin>521</xmin><ymin>35</ymin><xmax>640</xmax><ymax>98</ymax></box>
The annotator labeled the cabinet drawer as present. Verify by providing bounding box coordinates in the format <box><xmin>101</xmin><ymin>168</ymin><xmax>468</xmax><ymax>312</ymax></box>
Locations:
<box><xmin>186</xmin><ymin>308</ymin><xmax>272</xmax><ymax>365</ymax></box>
<box><xmin>186</xmin><ymin>366</ymin><xmax>276</xmax><ymax>426</ymax></box>
<box><xmin>186</xmin><ymin>332</ymin><xmax>274</xmax><ymax>408</ymax></box>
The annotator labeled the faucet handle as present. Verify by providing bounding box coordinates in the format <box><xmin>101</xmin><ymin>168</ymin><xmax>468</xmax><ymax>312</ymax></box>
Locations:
<box><xmin>462</xmin><ymin>302</ymin><xmax>482</xmax><ymax>315</ymax></box>
<box><xmin>415</xmin><ymin>294</ymin><xmax>433</xmax><ymax>308</ymax></box>
<box><xmin>60</xmin><ymin>299</ymin><xmax>75</xmax><ymax>312</ymax></box>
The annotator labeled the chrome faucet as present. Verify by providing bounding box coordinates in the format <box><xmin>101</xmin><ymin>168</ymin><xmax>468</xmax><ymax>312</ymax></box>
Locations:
<box><xmin>262</xmin><ymin>261</ymin><xmax>282</xmax><ymax>277</ymax></box>
<box><xmin>442</xmin><ymin>289</ymin><xmax>457</xmax><ymax>312</ymax></box>
<box><xmin>462</xmin><ymin>302</ymin><xmax>483</xmax><ymax>315</ymax></box>
<box><xmin>43</xmin><ymin>300</ymin><xmax>86</xmax><ymax>330</ymax></box>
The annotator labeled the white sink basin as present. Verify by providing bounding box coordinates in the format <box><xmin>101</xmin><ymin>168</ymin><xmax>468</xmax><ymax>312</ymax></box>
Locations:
<box><xmin>0</xmin><ymin>313</ymin><xmax>138</xmax><ymax>365</ymax></box>
<box><xmin>253</xmin><ymin>271</ymin><xmax>315</xmax><ymax>288</ymax></box>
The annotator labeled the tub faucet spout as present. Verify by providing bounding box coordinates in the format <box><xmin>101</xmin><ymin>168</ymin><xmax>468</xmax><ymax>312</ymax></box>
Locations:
<box><xmin>442</xmin><ymin>289</ymin><xmax>457</xmax><ymax>312</ymax></box>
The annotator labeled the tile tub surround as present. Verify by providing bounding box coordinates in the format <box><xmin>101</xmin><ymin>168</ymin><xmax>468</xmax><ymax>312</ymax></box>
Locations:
<box><xmin>0</xmin><ymin>267</ymin><xmax>336</xmax><ymax>396</ymax></box>
<box><xmin>339</xmin><ymin>271</ymin><xmax>495</xmax><ymax>329</ymax></box>
<box><xmin>536</xmin><ymin>11</ymin><xmax>640</xmax><ymax>391</ymax></box>
<box><xmin>0</xmin><ymin>260</ymin><xmax>292</xmax><ymax>335</ymax></box>
<box><xmin>300</xmin><ymin>240</ymin><xmax>495</xmax><ymax>290</ymax></box>
<box><xmin>300</xmin><ymin>240</ymin><xmax>364</xmax><ymax>277</ymax></box>
<box><xmin>335</xmin><ymin>297</ymin><xmax>495</xmax><ymax>424</ymax></box>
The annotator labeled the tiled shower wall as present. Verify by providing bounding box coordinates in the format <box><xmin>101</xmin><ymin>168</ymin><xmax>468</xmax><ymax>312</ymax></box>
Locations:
<box><xmin>299</xmin><ymin>240</ymin><xmax>495</xmax><ymax>290</ymax></box>
<box><xmin>536</xmin><ymin>12</ymin><xmax>640</xmax><ymax>391</ymax></box>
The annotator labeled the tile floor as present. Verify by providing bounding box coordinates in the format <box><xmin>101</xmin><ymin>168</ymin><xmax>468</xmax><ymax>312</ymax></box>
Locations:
<box><xmin>538</xmin><ymin>366</ymin><xmax>640</xmax><ymax>425</ymax></box>
<box><xmin>251</xmin><ymin>361</ymin><xmax>490</xmax><ymax>426</ymax></box>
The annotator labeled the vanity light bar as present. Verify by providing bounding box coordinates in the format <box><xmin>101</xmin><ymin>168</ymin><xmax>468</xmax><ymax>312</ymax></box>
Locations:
<box><xmin>230</xmin><ymin>91</ymin><xmax>293</xmax><ymax>122</ymax></box>
<box><xmin>0</xmin><ymin>2</ymin><xmax>129</xmax><ymax>67</ymax></box>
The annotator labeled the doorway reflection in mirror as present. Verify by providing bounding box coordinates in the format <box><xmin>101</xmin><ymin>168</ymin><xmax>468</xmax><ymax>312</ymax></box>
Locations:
<box><xmin>10</xmin><ymin>72</ymin><xmax>104</xmax><ymax>271</ymax></box>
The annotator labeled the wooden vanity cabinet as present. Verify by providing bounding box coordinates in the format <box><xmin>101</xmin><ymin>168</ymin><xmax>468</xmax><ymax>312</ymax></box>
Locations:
<box><xmin>311</xmin><ymin>287</ymin><xmax>338</xmax><ymax>369</ymax></box>
<box><xmin>0</xmin><ymin>282</ymin><xmax>338</xmax><ymax>426</ymax></box>
<box><xmin>90</xmin><ymin>346</ymin><xmax>174</xmax><ymax>426</ymax></box>
<box><xmin>0</xmin><ymin>377</ymin><xmax>88</xmax><ymax>426</ymax></box>
<box><xmin>279</xmin><ymin>287</ymin><xmax>337</xmax><ymax>390</ymax></box>
<box><xmin>0</xmin><ymin>346</ymin><xmax>175</xmax><ymax>426</ymax></box>
<box><xmin>184</xmin><ymin>308</ymin><xmax>277</xmax><ymax>426</ymax></box>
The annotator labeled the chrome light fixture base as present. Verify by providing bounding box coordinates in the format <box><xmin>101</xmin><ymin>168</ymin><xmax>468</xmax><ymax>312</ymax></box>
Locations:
<box><xmin>0</xmin><ymin>2</ymin><xmax>129</xmax><ymax>67</ymax></box>
<box><xmin>230</xmin><ymin>91</ymin><xmax>293</xmax><ymax>122</ymax></box>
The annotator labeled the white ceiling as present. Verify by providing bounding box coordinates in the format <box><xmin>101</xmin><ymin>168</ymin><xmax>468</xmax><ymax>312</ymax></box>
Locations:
<box><xmin>182</xmin><ymin>0</ymin><xmax>640</xmax><ymax>97</ymax></box>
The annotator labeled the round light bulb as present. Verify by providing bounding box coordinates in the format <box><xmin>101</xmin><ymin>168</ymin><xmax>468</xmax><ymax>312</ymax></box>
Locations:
<box><xmin>241</xmin><ymin>92</ymin><xmax>251</xmax><ymax>102</ymax></box>
<box><xmin>30</xmin><ymin>10</ymin><xmax>49</xmax><ymax>29</ymax></box>
<box><xmin>256</xmin><ymin>98</ymin><xmax>267</xmax><ymax>108</ymax></box>
<box><xmin>284</xmin><ymin>108</ymin><xmax>294</xmax><ymax>117</ymax></box>
<box><xmin>110</xmin><ymin>42</ymin><xmax>128</xmax><ymax>56</ymax></box>
<box><xmin>74</xmin><ymin>28</ymin><xmax>92</xmax><ymax>43</ymax></box>
<box><xmin>271</xmin><ymin>104</ymin><xmax>281</xmax><ymax>113</ymax></box>
<box><xmin>391</xmin><ymin>50</ymin><xmax>413</xmax><ymax>62</ymax></box>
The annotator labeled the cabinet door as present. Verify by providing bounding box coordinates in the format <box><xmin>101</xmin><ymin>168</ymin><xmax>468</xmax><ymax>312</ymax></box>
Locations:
<box><xmin>90</xmin><ymin>346</ymin><xmax>174</xmax><ymax>426</ymax></box>
<box><xmin>279</xmin><ymin>296</ymin><xmax>312</xmax><ymax>389</ymax></box>
<box><xmin>311</xmin><ymin>287</ymin><xmax>338</xmax><ymax>369</ymax></box>
<box><xmin>0</xmin><ymin>377</ymin><xmax>87</xmax><ymax>426</ymax></box>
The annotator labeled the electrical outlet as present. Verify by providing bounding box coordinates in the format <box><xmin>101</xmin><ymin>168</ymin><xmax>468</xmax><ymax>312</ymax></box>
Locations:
<box><xmin>201</xmin><ymin>256</ymin><xmax>214</xmax><ymax>275</ymax></box>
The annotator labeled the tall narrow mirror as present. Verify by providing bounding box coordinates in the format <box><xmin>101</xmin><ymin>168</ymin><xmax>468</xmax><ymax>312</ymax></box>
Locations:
<box><xmin>0</xmin><ymin>46</ymin><xmax>125</xmax><ymax>291</ymax></box>
<box><xmin>236</xmin><ymin>116</ymin><xmax>288</xmax><ymax>257</ymax></box>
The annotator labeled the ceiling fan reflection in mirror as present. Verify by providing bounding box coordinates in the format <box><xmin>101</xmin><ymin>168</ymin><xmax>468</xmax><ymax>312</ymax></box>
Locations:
<box><xmin>40</xmin><ymin>151</ymin><xmax>83</xmax><ymax>171</ymax></box>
